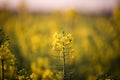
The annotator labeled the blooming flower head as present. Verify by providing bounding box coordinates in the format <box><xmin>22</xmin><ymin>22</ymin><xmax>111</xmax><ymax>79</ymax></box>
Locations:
<box><xmin>52</xmin><ymin>31</ymin><xmax>73</xmax><ymax>52</ymax></box>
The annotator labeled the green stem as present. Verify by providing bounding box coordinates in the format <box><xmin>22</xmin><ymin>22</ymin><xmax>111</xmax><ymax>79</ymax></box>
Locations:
<box><xmin>63</xmin><ymin>50</ymin><xmax>66</xmax><ymax>80</ymax></box>
<box><xmin>1</xmin><ymin>59</ymin><xmax>4</xmax><ymax>80</ymax></box>
<box><xmin>62</xmin><ymin>31</ymin><xmax>66</xmax><ymax>80</ymax></box>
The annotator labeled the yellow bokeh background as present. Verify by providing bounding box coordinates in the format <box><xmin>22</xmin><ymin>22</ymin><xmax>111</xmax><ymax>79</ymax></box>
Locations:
<box><xmin>0</xmin><ymin>5</ymin><xmax>120</xmax><ymax>80</ymax></box>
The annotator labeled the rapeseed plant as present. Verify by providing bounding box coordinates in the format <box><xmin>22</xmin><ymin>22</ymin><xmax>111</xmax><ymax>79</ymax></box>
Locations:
<box><xmin>52</xmin><ymin>31</ymin><xmax>74</xmax><ymax>80</ymax></box>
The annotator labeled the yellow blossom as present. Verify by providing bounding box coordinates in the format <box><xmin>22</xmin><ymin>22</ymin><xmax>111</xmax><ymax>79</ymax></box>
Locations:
<box><xmin>52</xmin><ymin>32</ymin><xmax>73</xmax><ymax>52</ymax></box>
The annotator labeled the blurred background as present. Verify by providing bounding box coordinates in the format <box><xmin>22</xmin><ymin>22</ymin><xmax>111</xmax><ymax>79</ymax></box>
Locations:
<box><xmin>0</xmin><ymin>0</ymin><xmax>120</xmax><ymax>80</ymax></box>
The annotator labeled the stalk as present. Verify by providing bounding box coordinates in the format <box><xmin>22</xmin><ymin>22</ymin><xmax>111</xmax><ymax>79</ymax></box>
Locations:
<box><xmin>1</xmin><ymin>59</ymin><xmax>4</xmax><ymax>80</ymax></box>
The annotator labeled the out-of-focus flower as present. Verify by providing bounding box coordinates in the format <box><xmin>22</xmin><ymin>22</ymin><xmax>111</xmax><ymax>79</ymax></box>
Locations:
<box><xmin>30</xmin><ymin>73</ymin><xmax>38</xmax><ymax>80</ymax></box>
<box><xmin>42</xmin><ymin>69</ymin><xmax>53</xmax><ymax>80</ymax></box>
<box><xmin>18</xmin><ymin>75</ymin><xmax>25</xmax><ymax>80</ymax></box>
<box><xmin>0</xmin><ymin>40</ymin><xmax>16</xmax><ymax>79</ymax></box>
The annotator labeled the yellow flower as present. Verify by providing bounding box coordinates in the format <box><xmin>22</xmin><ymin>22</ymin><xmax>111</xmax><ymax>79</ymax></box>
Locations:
<box><xmin>53</xmin><ymin>32</ymin><xmax>58</xmax><ymax>38</ymax></box>
<box><xmin>18</xmin><ymin>75</ymin><xmax>25</xmax><ymax>80</ymax></box>
<box><xmin>52</xmin><ymin>32</ymin><xmax>74</xmax><ymax>54</ymax></box>
<box><xmin>42</xmin><ymin>69</ymin><xmax>53</xmax><ymax>80</ymax></box>
<box><xmin>30</xmin><ymin>73</ymin><xmax>37</xmax><ymax>80</ymax></box>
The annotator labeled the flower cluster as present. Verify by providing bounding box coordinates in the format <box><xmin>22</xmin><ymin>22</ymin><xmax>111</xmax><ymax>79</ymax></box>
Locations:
<box><xmin>0</xmin><ymin>41</ymin><xmax>15</xmax><ymax>64</ymax></box>
<box><xmin>52</xmin><ymin>32</ymin><xmax>73</xmax><ymax>51</ymax></box>
<box><xmin>0</xmin><ymin>41</ymin><xmax>11</xmax><ymax>59</ymax></box>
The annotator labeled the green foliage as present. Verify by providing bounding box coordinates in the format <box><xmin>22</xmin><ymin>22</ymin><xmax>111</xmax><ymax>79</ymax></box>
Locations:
<box><xmin>16</xmin><ymin>68</ymin><xmax>32</xmax><ymax>80</ymax></box>
<box><xmin>96</xmin><ymin>72</ymin><xmax>117</xmax><ymax>80</ymax></box>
